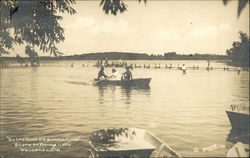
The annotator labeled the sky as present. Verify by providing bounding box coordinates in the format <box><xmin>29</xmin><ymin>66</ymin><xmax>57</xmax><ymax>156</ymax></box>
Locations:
<box><xmin>11</xmin><ymin>0</ymin><xmax>250</xmax><ymax>56</ymax></box>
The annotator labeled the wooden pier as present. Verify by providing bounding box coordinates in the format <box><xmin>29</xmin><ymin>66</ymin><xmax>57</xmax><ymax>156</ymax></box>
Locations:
<box><xmin>93</xmin><ymin>63</ymin><xmax>249</xmax><ymax>72</ymax></box>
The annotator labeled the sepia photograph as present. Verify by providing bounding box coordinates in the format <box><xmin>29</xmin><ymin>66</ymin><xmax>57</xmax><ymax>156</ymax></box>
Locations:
<box><xmin>0</xmin><ymin>0</ymin><xmax>249</xmax><ymax>157</ymax></box>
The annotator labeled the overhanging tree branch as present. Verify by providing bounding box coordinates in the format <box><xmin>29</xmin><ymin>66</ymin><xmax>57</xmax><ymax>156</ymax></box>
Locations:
<box><xmin>0</xmin><ymin>0</ymin><xmax>76</xmax><ymax>56</ymax></box>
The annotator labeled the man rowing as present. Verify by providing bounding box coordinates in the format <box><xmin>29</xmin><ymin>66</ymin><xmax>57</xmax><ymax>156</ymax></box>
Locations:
<box><xmin>122</xmin><ymin>67</ymin><xmax>133</xmax><ymax>80</ymax></box>
<box><xmin>97</xmin><ymin>67</ymin><xmax>108</xmax><ymax>80</ymax></box>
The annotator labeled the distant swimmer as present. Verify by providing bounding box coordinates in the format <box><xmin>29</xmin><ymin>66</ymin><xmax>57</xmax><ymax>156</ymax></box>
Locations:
<box><xmin>207</xmin><ymin>60</ymin><xmax>211</xmax><ymax>70</ymax></box>
<box><xmin>122</xmin><ymin>66</ymin><xmax>133</xmax><ymax>80</ymax></box>
<box><xmin>97</xmin><ymin>67</ymin><xmax>108</xmax><ymax>80</ymax></box>
<box><xmin>109</xmin><ymin>68</ymin><xmax>120</xmax><ymax>80</ymax></box>
<box><xmin>181</xmin><ymin>64</ymin><xmax>187</xmax><ymax>74</ymax></box>
<box><xmin>237</xmin><ymin>67</ymin><xmax>241</xmax><ymax>74</ymax></box>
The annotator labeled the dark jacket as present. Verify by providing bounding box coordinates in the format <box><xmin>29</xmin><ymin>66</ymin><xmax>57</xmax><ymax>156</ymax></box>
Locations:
<box><xmin>98</xmin><ymin>70</ymin><xmax>107</xmax><ymax>79</ymax></box>
<box><xmin>123</xmin><ymin>70</ymin><xmax>132</xmax><ymax>80</ymax></box>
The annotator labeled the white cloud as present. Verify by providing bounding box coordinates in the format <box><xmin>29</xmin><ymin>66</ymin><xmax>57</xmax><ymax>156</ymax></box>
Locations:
<box><xmin>66</xmin><ymin>18</ymin><xmax>130</xmax><ymax>35</ymax></box>
<box><xmin>152</xmin><ymin>23</ymin><xmax>232</xmax><ymax>42</ymax></box>
<box><xmin>192</xmin><ymin>26</ymin><xmax>218</xmax><ymax>37</ymax></box>
<box><xmin>154</xmin><ymin>30</ymin><xmax>180</xmax><ymax>40</ymax></box>
<box><xmin>191</xmin><ymin>23</ymin><xmax>231</xmax><ymax>38</ymax></box>
<box><xmin>66</xmin><ymin>17</ymin><xmax>96</xmax><ymax>28</ymax></box>
<box><xmin>89</xmin><ymin>19</ymin><xmax>129</xmax><ymax>34</ymax></box>
<box><xmin>218</xmin><ymin>23</ymin><xmax>231</xmax><ymax>31</ymax></box>
<box><xmin>151</xmin><ymin>28</ymin><xmax>184</xmax><ymax>41</ymax></box>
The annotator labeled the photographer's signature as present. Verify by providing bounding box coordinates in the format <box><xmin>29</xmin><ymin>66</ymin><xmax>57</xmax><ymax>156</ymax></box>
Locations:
<box><xmin>194</xmin><ymin>144</ymin><xmax>225</xmax><ymax>152</ymax></box>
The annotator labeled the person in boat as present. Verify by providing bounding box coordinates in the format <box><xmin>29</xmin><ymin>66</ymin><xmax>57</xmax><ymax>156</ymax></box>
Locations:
<box><xmin>122</xmin><ymin>67</ymin><xmax>133</xmax><ymax>80</ymax></box>
<box><xmin>97</xmin><ymin>67</ymin><xmax>108</xmax><ymax>80</ymax></box>
<box><xmin>109</xmin><ymin>68</ymin><xmax>121</xmax><ymax>80</ymax></box>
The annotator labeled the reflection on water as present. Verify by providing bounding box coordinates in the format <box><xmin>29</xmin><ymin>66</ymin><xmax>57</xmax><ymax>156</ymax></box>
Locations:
<box><xmin>97</xmin><ymin>85</ymin><xmax>150</xmax><ymax>105</ymax></box>
<box><xmin>121</xmin><ymin>86</ymin><xmax>151</xmax><ymax>105</ymax></box>
<box><xmin>227</xmin><ymin>129</ymin><xmax>250</xmax><ymax>144</ymax></box>
<box><xmin>98</xmin><ymin>86</ymin><xmax>106</xmax><ymax>104</ymax></box>
<box><xmin>66</xmin><ymin>81</ymin><xmax>90</xmax><ymax>85</ymax></box>
<box><xmin>122</xmin><ymin>86</ymin><xmax>133</xmax><ymax>104</ymax></box>
<box><xmin>226</xmin><ymin>129</ymin><xmax>249</xmax><ymax>156</ymax></box>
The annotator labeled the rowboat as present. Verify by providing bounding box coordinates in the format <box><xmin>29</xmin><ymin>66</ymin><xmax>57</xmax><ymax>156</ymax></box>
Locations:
<box><xmin>226</xmin><ymin>104</ymin><xmax>249</xmax><ymax>132</ymax></box>
<box><xmin>227</xmin><ymin>142</ymin><xmax>249</xmax><ymax>157</ymax></box>
<box><xmin>94</xmin><ymin>78</ymin><xmax>151</xmax><ymax>87</ymax></box>
<box><xmin>88</xmin><ymin>128</ymin><xmax>181</xmax><ymax>158</ymax></box>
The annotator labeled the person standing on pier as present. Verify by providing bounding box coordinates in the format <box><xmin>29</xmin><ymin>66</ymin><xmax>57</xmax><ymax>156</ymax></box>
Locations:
<box><xmin>237</xmin><ymin>67</ymin><xmax>241</xmax><ymax>74</ymax></box>
<box><xmin>181</xmin><ymin>64</ymin><xmax>187</xmax><ymax>74</ymax></box>
<box><xmin>207</xmin><ymin>60</ymin><xmax>211</xmax><ymax>70</ymax></box>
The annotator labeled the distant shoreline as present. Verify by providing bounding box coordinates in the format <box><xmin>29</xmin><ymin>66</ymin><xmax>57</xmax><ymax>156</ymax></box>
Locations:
<box><xmin>0</xmin><ymin>52</ymin><xmax>229</xmax><ymax>61</ymax></box>
<box><xmin>0</xmin><ymin>58</ymin><xmax>230</xmax><ymax>61</ymax></box>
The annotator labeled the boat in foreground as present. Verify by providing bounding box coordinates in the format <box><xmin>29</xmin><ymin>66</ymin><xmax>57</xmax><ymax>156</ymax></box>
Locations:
<box><xmin>227</xmin><ymin>142</ymin><xmax>249</xmax><ymax>157</ymax></box>
<box><xmin>94</xmin><ymin>78</ymin><xmax>151</xmax><ymax>87</ymax></box>
<box><xmin>88</xmin><ymin>128</ymin><xmax>181</xmax><ymax>158</ymax></box>
<box><xmin>226</xmin><ymin>104</ymin><xmax>249</xmax><ymax>132</ymax></box>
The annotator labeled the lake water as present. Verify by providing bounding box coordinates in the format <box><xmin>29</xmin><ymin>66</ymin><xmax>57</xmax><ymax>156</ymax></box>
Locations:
<box><xmin>0</xmin><ymin>60</ymin><xmax>249</xmax><ymax>157</ymax></box>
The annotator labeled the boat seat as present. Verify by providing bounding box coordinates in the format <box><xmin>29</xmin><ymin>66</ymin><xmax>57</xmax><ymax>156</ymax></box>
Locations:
<box><xmin>150</xmin><ymin>144</ymin><xmax>175</xmax><ymax>157</ymax></box>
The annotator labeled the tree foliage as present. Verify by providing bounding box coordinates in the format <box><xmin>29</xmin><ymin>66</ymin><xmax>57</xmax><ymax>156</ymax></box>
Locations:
<box><xmin>25</xmin><ymin>45</ymin><xmax>40</xmax><ymax>66</ymax></box>
<box><xmin>0</xmin><ymin>0</ymin><xmax>76</xmax><ymax>56</ymax></box>
<box><xmin>100</xmin><ymin>0</ymin><xmax>248</xmax><ymax>17</ymax></box>
<box><xmin>16</xmin><ymin>54</ymin><xmax>26</xmax><ymax>65</ymax></box>
<box><xmin>100</xmin><ymin>0</ymin><xmax>146</xmax><ymax>15</ymax></box>
<box><xmin>223</xmin><ymin>0</ymin><xmax>249</xmax><ymax>17</ymax></box>
<box><xmin>226</xmin><ymin>32</ymin><xmax>249</xmax><ymax>67</ymax></box>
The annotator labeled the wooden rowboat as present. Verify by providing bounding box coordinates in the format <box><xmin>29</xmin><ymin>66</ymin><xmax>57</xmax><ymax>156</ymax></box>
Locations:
<box><xmin>94</xmin><ymin>78</ymin><xmax>151</xmax><ymax>87</ymax></box>
<box><xmin>226</xmin><ymin>104</ymin><xmax>249</xmax><ymax>132</ymax></box>
<box><xmin>227</xmin><ymin>142</ymin><xmax>249</xmax><ymax>157</ymax></box>
<box><xmin>88</xmin><ymin>128</ymin><xmax>181</xmax><ymax>158</ymax></box>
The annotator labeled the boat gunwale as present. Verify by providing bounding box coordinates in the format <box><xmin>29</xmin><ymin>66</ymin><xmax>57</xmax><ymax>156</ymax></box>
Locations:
<box><xmin>95</xmin><ymin>78</ymin><xmax>152</xmax><ymax>82</ymax></box>
<box><xmin>94</xmin><ymin>78</ymin><xmax>152</xmax><ymax>87</ymax></box>
<box><xmin>226</xmin><ymin>109</ymin><xmax>249</xmax><ymax>115</ymax></box>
